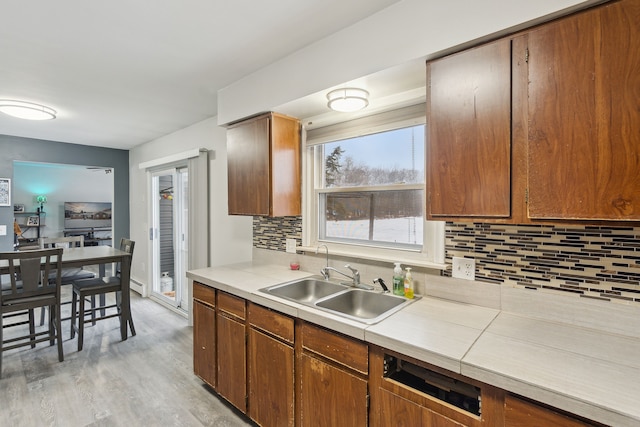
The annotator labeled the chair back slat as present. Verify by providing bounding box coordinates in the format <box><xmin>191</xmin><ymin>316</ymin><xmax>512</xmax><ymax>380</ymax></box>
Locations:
<box><xmin>17</xmin><ymin>256</ymin><xmax>42</xmax><ymax>292</ymax></box>
<box><xmin>1</xmin><ymin>248</ymin><xmax>63</xmax><ymax>304</ymax></box>
<box><xmin>39</xmin><ymin>236</ymin><xmax>84</xmax><ymax>249</ymax></box>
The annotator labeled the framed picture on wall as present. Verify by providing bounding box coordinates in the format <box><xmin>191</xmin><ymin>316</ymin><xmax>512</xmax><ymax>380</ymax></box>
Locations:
<box><xmin>27</xmin><ymin>216</ymin><xmax>40</xmax><ymax>226</ymax></box>
<box><xmin>0</xmin><ymin>178</ymin><xmax>10</xmax><ymax>206</ymax></box>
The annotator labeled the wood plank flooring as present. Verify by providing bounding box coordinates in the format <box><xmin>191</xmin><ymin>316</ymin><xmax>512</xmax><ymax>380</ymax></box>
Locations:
<box><xmin>0</xmin><ymin>291</ymin><xmax>255</xmax><ymax>427</ymax></box>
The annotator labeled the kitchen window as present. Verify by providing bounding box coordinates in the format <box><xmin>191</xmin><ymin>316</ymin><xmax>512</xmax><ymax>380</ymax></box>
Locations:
<box><xmin>302</xmin><ymin>104</ymin><xmax>444</xmax><ymax>266</ymax></box>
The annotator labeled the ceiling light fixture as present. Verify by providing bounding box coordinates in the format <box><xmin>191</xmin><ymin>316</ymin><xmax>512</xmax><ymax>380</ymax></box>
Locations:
<box><xmin>326</xmin><ymin>88</ymin><xmax>369</xmax><ymax>112</ymax></box>
<box><xmin>0</xmin><ymin>100</ymin><xmax>57</xmax><ymax>120</ymax></box>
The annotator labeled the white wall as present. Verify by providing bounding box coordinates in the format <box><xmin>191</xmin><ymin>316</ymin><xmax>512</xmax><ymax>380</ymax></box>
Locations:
<box><xmin>13</xmin><ymin>163</ymin><xmax>113</xmax><ymax>238</ymax></box>
<box><xmin>218</xmin><ymin>0</ymin><xmax>599</xmax><ymax>124</ymax></box>
<box><xmin>128</xmin><ymin>117</ymin><xmax>253</xmax><ymax>290</ymax></box>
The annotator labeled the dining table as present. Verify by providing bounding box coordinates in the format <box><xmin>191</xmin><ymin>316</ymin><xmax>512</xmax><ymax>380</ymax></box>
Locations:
<box><xmin>1</xmin><ymin>245</ymin><xmax>133</xmax><ymax>342</ymax></box>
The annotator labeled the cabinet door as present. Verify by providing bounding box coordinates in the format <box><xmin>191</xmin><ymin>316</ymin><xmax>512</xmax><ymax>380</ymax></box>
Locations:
<box><xmin>377</xmin><ymin>388</ymin><xmax>423</xmax><ymax>426</ymax></box>
<box><xmin>527</xmin><ymin>0</ymin><xmax>640</xmax><ymax>220</ymax></box>
<box><xmin>227</xmin><ymin>114</ymin><xmax>271</xmax><ymax>216</ymax></box>
<box><xmin>424</xmin><ymin>409</ymin><xmax>466</xmax><ymax>427</ymax></box>
<box><xmin>377</xmin><ymin>394</ymin><xmax>467</xmax><ymax>427</ymax></box>
<box><xmin>216</xmin><ymin>312</ymin><xmax>247</xmax><ymax>412</ymax></box>
<box><xmin>300</xmin><ymin>353</ymin><xmax>368</xmax><ymax>427</ymax></box>
<box><xmin>248</xmin><ymin>328</ymin><xmax>294</xmax><ymax>427</ymax></box>
<box><xmin>270</xmin><ymin>113</ymin><xmax>301</xmax><ymax>217</ymax></box>
<box><xmin>505</xmin><ymin>394</ymin><xmax>594</xmax><ymax>427</ymax></box>
<box><xmin>427</xmin><ymin>38</ymin><xmax>512</xmax><ymax>218</ymax></box>
<box><xmin>193</xmin><ymin>299</ymin><xmax>216</xmax><ymax>388</ymax></box>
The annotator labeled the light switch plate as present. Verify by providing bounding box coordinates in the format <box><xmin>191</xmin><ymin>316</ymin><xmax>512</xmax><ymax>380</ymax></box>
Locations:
<box><xmin>0</xmin><ymin>225</ymin><xmax>6</xmax><ymax>236</ymax></box>
<box><xmin>285</xmin><ymin>238</ymin><xmax>297</xmax><ymax>254</ymax></box>
<box><xmin>452</xmin><ymin>256</ymin><xmax>475</xmax><ymax>280</ymax></box>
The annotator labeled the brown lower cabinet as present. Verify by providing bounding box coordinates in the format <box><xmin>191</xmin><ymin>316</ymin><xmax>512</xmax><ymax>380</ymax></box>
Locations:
<box><xmin>299</xmin><ymin>322</ymin><xmax>369</xmax><ymax>427</ymax></box>
<box><xmin>216</xmin><ymin>291</ymin><xmax>247</xmax><ymax>412</ymax></box>
<box><xmin>504</xmin><ymin>394</ymin><xmax>601</xmax><ymax>427</ymax></box>
<box><xmin>377</xmin><ymin>388</ymin><xmax>465</xmax><ymax>427</ymax></box>
<box><xmin>248</xmin><ymin>303</ymin><xmax>295</xmax><ymax>427</ymax></box>
<box><xmin>193</xmin><ymin>284</ymin><xmax>605</xmax><ymax>427</ymax></box>
<box><xmin>193</xmin><ymin>283</ymin><xmax>216</xmax><ymax>387</ymax></box>
<box><xmin>369</xmin><ymin>346</ymin><xmax>493</xmax><ymax>427</ymax></box>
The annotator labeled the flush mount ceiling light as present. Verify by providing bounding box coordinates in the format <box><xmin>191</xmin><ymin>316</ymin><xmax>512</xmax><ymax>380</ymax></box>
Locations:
<box><xmin>0</xmin><ymin>100</ymin><xmax>57</xmax><ymax>120</ymax></box>
<box><xmin>326</xmin><ymin>88</ymin><xmax>369</xmax><ymax>112</ymax></box>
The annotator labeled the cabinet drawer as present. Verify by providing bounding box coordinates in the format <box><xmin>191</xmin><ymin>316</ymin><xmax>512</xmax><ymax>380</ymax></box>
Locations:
<box><xmin>193</xmin><ymin>282</ymin><xmax>216</xmax><ymax>306</ymax></box>
<box><xmin>301</xmin><ymin>322</ymin><xmax>368</xmax><ymax>374</ymax></box>
<box><xmin>218</xmin><ymin>291</ymin><xmax>246</xmax><ymax>319</ymax></box>
<box><xmin>248</xmin><ymin>302</ymin><xmax>294</xmax><ymax>344</ymax></box>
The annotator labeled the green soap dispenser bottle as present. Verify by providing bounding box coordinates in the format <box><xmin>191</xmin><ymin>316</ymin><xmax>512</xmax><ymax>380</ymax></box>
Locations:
<box><xmin>393</xmin><ymin>262</ymin><xmax>404</xmax><ymax>296</ymax></box>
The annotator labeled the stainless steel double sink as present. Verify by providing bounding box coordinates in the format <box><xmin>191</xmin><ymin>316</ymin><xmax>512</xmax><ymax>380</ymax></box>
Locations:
<box><xmin>260</xmin><ymin>276</ymin><xmax>418</xmax><ymax>324</ymax></box>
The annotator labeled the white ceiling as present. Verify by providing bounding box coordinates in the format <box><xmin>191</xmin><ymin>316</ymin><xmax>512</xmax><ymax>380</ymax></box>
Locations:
<box><xmin>0</xmin><ymin>0</ymin><xmax>407</xmax><ymax>150</ymax></box>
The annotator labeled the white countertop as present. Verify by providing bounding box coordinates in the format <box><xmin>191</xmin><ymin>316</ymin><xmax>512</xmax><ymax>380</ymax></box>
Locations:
<box><xmin>187</xmin><ymin>261</ymin><xmax>640</xmax><ymax>427</ymax></box>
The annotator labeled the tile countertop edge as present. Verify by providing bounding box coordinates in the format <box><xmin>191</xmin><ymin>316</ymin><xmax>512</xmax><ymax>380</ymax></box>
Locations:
<box><xmin>460</xmin><ymin>361</ymin><xmax>639</xmax><ymax>427</ymax></box>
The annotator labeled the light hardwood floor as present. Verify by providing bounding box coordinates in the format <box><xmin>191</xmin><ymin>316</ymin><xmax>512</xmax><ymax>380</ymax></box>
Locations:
<box><xmin>0</xmin><ymin>291</ymin><xmax>254</xmax><ymax>427</ymax></box>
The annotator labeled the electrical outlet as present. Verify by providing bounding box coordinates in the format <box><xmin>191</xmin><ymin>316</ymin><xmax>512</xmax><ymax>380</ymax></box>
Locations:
<box><xmin>452</xmin><ymin>256</ymin><xmax>475</xmax><ymax>280</ymax></box>
<box><xmin>285</xmin><ymin>238</ymin><xmax>297</xmax><ymax>254</ymax></box>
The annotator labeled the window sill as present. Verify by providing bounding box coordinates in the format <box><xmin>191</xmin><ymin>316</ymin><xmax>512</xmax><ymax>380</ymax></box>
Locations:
<box><xmin>297</xmin><ymin>245</ymin><xmax>447</xmax><ymax>271</ymax></box>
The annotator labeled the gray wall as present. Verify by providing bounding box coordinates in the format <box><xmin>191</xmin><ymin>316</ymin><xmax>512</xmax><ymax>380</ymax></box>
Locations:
<box><xmin>0</xmin><ymin>134</ymin><xmax>129</xmax><ymax>251</ymax></box>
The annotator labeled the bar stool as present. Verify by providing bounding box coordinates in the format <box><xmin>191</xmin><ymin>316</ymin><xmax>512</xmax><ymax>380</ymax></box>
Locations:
<box><xmin>1</xmin><ymin>248</ymin><xmax>64</xmax><ymax>378</ymax></box>
<box><xmin>70</xmin><ymin>239</ymin><xmax>135</xmax><ymax>351</ymax></box>
<box><xmin>39</xmin><ymin>236</ymin><xmax>95</xmax><ymax>325</ymax></box>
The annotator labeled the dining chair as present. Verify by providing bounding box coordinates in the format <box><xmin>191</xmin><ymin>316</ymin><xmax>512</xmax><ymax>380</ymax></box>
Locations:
<box><xmin>38</xmin><ymin>236</ymin><xmax>95</xmax><ymax>325</ymax></box>
<box><xmin>0</xmin><ymin>247</ymin><xmax>64</xmax><ymax>379</ymax></box>
<box><xmin>70</xmin><ymin>238</ymin><xmax>136</xmax><ymax>351</ymax></box>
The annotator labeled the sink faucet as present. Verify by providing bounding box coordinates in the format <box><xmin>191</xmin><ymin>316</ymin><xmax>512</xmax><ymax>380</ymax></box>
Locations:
<box><xmin>315</xmin><ymin>245</ymin><xmax>373</xmax><ymax>290</ymax></box>
<box><xmin>316</xmin><ymin>245</ymin><xmax>330</xmax><ymax>280</ymax></box>
<box><xmin>324</xmin><ymin>264</ymin><xmax>374</xmax><ymax>290</ymax></box>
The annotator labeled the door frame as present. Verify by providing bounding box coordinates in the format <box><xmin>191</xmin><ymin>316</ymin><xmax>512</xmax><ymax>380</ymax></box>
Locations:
<box><xmin>140</xmin><ymin>148</ymin><xmax>209</xmax><ymax>324</ymax></box>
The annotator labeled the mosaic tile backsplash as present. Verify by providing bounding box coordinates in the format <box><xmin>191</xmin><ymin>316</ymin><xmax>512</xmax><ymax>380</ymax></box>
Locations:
<box><xmin>253</xmin><ymin>216</ymin><xmax>302</xmax><ymax>252</ymax></box>
<box><xmin>252</xmin><ymin>216</ymin><xmax>640</xmax><ymax>305</ymax></box>
<box><xmin>445</xmin><ymin>222</ymin><xmax>640</xmax><ymax>304</ymax></box>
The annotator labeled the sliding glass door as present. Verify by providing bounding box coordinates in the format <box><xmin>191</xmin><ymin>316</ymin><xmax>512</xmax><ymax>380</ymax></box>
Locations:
<box><xmin>150</xmin><ymin>168</ymin><xmax>188</xmax><ymax>310</ymax></box>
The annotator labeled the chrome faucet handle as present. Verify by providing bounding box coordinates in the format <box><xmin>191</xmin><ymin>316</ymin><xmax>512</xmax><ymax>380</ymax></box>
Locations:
<box><xmin>345</xmin><ymin>264</ymin><xmax>360</xmax><ymax>285</ymax></box>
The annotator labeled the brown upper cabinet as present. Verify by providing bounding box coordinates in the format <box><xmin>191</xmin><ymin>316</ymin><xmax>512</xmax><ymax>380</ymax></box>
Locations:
<box><xmin>227</xmin><ymin>112</ymin><xmax>301</xmax><ymax>217</ymax></box>
<box><xmin>527</xmin><ymin>0</ymin><xmax>640</xmax><ymax>221</ymax></box>
<box><xmin>426</xmin><ymin>0</ymin><xmax>640</xmax><ymax>223</ymax></box>
<box><xmin>427</xmin><ymin>38</ymin><xmax>513</xmax><ymax>220</ymax></box>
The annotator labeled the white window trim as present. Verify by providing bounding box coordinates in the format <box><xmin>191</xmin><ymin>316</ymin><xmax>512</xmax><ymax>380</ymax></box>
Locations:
<box><xmin>301</xmin><ymin>104</ymin><xmax>446</xmax><ymax>269</ymax></box>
